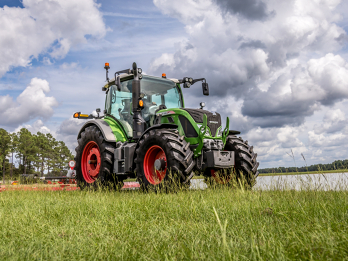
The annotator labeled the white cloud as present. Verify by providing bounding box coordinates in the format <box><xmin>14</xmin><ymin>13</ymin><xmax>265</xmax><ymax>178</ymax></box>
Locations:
<box><xmin>56</xmin><ymin>116</ymin><xmax>89</xmax><ymax>153</ymax></box>
<box><xmin>15</xmin><ymin>119</ymin><xmax>52</xmax><ymax>134</ymax></box>
<box><xmin>0</xmin><ymin>0</ymin><xmax>106</xmax><ymax>77</ymax></box>
<box><xmin>0</xmin><ymin>77</ymin><xmax>58</xmax><ymax>127</ymax></box>
<box><xmin>150</xmin><ymin>0</ymin><xmax>348</xmax><ymax>168</ymax></box>
<box><xmin>150</xmin><ymin>0</ymin><xmax>348</xmax><ymax>115</ymax></box>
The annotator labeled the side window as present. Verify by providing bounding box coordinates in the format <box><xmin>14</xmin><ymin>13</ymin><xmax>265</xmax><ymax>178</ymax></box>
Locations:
<box><xmin>109</xmin><ymin>82</ymin><xmax>133</xmax><ymax>138</ymax></box>
<box><xmin>165</xmin><ymin>87</ymin><xmax>182</xmax><ymax>108</ymax></box>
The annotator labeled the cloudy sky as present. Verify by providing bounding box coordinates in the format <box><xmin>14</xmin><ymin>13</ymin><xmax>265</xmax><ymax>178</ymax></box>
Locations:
<box><xmin>1</xmin><ymin>0</ymin><xmax>348</xmax><ymax>169</ymax></box>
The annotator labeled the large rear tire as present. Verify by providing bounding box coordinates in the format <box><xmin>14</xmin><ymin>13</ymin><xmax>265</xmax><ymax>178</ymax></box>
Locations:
<box><xmin>135</xmin><ymin>129</ymin><xmax>195</xmax><ymax>191</ymax></box>
<box><xmin>74</xmin><ymin>126</ymin><xmax>125</xmax><ymax>190</ymax></box>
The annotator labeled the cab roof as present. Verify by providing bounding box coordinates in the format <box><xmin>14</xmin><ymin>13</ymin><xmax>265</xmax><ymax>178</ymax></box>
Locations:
<box><xmin>103</xmin><ymin>73</ymin><xmax>179</xmax><ymax>90</ymax></box>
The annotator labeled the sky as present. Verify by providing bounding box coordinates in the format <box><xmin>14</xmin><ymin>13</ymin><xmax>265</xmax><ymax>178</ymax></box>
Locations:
<box><xmin>1</xmin><ymin>0</ymin><xmax>348</xmax><ymax>169</ymax></box>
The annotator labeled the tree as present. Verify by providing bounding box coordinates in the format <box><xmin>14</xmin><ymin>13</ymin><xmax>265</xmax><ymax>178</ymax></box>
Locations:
<box><xmin>35</xmin><ymin>132</ymin><xmax>49</xmax><ymax>177</ymax></box>
<box><xmin>17</xmin><ymin>128</ymin><xmax>37</xmax><ymax>174</ymax></box>
<box><xmin>0</xmin><ymin>129</ymin><xmax>11</xmax><ymax>184</ymax></box>
<box><xmin>45</xmin><ymin>133</ymin><xmax>57</xmax><ymax>175</ymax></box>
<box><xmin>54</xmin><ymin>141</ymin><xmax>73</xmax><ymax>175</ymax></box>
<box><xmin>9</xmin><ymin>133</ymin><xmax>18</xmax><ymax>181</ymax></box>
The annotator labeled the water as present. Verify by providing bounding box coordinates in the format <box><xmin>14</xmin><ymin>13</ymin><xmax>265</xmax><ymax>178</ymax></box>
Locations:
<box><xmin>254</xmin><ymin>172</ymin><xmax>348</xmax><ymax>191</ymax></box>
<box><xmin>190</xmin><ymin>172</ymin><xmax>348</xmax><ymax>191</ymax></box>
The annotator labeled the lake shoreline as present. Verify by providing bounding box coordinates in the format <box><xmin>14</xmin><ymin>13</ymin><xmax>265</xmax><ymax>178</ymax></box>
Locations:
<box><xmin>258</xmin><ymin>169</ymin><xmax>348</xmax><ymax>176</ymax></box>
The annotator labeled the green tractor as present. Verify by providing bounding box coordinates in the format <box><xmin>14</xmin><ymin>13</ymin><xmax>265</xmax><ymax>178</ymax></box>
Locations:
<box><xmin>73</xmin><ymin>62</ymin><xmax>259</xmax><ymax>190</ymax></box>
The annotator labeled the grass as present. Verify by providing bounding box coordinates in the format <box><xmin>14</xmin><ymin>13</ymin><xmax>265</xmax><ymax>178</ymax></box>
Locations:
<box><xmin>0</xmin><ymin>181</ymin><xmax>348</xmax><ymax>260</ymax></box>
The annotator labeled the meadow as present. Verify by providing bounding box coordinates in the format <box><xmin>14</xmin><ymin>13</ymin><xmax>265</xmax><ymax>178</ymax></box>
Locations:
<box><xmin>0</xmin><ymin>182</ymin><xmax>348</xmax><ymax>261</ymax></box>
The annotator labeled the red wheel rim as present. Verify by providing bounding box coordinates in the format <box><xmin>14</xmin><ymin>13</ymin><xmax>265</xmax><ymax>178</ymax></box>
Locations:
<box><xmin>144</xmin><ymin>145</ymin><xmax>167</xmax><ymax>185</ymax></box>
<box><xmin>81</xmin><ymin>141</ymin><xmax>101</xmax><ymax>183</ymax></box>
<box><xmin>211</xmin><ymin>169</ymin><xmax>232</xmax><ymax>184</ymax></box>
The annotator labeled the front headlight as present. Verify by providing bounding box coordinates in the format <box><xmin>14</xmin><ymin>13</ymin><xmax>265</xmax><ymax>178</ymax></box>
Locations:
<box><xmin>217</xmin><ymin>127</ymin><xmax>223</xmax><ymax>137</ymax></box>
<box><xmin>199</xmin><ymin>125</ymin><xmax>210</xmax><ymax>136</ymax></box>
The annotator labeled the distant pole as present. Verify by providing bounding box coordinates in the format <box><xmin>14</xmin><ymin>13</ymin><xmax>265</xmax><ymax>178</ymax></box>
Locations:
<box><xmin>2</xmin><ymin>159</ymin><xmax>5</xmax><ymax>185</ymax></box>
<box><xmin>10</xmin><ymin>152</ymin><xmax>13</xmax><ymax>182</ymax></box>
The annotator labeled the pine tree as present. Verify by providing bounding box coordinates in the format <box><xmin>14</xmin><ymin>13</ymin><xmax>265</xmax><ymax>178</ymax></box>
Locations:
<box><xmin>45</xmin><ymin>133</ymin><xmax>57</xmax><ymax>175</ymax></box>
<box><xmin>0</xmin><ymin>129</ymin><xmax>11</xmax><ymax>184</ymax></box>
<box><xmin>9</xmin><ymin>133</ymin><xmax>18</xmax><ymax>181</ymax></box>
<box><xmin>54</xmin><ymin>141</ymin><xmax>73</xmax><ymax>175</ymax></box>
<box><xmin>17</xmin><ymin>128</ymin><xmax>37</xmax><ymax>174</ymax></box>
<box><xmin>35</xmin><ymin>132</ymin><xmax>49</xmax><ymax>177</ymax></box>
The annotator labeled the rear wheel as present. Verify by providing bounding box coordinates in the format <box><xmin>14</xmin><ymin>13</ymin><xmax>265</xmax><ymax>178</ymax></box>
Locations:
<box><xmin>74</xmin><ymin>126</ymin><xmax>125</xmax><ymax>190</ymax></box>
<box><xmin>135</xmin><ymin>129</ymin><xmax>195</xmax><ymax>191</ymax></box>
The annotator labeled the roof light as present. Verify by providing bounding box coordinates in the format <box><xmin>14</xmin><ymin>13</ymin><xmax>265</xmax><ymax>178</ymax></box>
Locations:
<box><xmin>139</xmin><ymin>100</ymin><xmax>144</xmax><ymax>107</ymax></box>
<box><xmin>162</xmin><ymin>73</ymin><xmax>166</xmax><ymax>78</ymax></box>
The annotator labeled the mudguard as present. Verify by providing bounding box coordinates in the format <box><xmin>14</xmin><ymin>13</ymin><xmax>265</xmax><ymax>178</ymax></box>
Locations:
<box><xmin>137</xmin><ymin>124</ymin><xmax>178</xmax><ymax>144</ymax></box>
<box><xmin>229</xmin><ymin>130</ymin><xmax>241</xmax><ymax>135</ymax></box>
<box><xmin>78</xmin><ymin>119</ymin><xmax>116</xmax><ymax>142</ymax></box>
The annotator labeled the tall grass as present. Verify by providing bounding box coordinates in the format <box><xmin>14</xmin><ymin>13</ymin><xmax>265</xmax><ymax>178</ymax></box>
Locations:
<box><xmin>0</xmin><ymin>182</ymin><xmax>347</xmax><ymax>260</ymax></box>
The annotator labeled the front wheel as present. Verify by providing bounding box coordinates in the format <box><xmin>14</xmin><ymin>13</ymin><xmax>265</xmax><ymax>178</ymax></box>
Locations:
<box><xmin>204</xmin><ymin>136</ymin><xmax>259</xmax><ymax>188</ymax></box>
<box><xmin>135</xmin><ymin>129</ymin><xmax>195</xmax><ymax>191</ymax></box>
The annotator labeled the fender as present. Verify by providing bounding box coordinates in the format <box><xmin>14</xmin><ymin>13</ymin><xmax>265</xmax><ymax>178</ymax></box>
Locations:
<box><xmin>136</xmin><ymin>124</ymin><xmax>178</xmax><ymax>144</ymax></box>
<box><xmin>229</xmin><ymin>130</ymin><xmax>241</xmax><ymax>135</ymax></box>
<box><xmin>78</xmin><ymin>119</ymin><xmax>116</xmax><ymax>142</ymax></box>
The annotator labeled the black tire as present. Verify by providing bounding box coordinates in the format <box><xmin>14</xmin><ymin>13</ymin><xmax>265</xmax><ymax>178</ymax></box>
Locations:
<box><xmin>204</xmin><ymin>135</ymin><xmax>259</xmax><ymax>188</ymax></box>
<box><xmin>74</xmin><ymin>126</ymin><xmax>125</xmax><ymax>190</ymax></box>
<box><xmin>225</xmin><ymin>135</ymin><xmax>259</xmax><ymax>187</ymax></box>
<box><xmin>135</xmin><ymin>129</ymin><xmax>195</xmax><ymax>191</ymax></box>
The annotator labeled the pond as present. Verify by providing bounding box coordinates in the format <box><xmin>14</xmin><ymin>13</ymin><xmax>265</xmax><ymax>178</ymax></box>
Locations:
<box><xmin>190</xmin><ymin>172</ymin><xmax>348</xmax><ymax>191</ymax></box>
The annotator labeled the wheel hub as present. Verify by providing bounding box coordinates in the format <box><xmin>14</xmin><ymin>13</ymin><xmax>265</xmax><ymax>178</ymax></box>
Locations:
<box><xmin>211</xmin><ymin>169</ymin><xmax>232</xmax><ymax>184</ymax></box>
<box><xmin>154</xmin><ymin>158</ymin><xmax>166</xmax><ymax>171</ymax></box>
<box><xmin>86</xmin><ymin>148</ymin><xmax>101</xmax><ymax>177</ymax></box>
<box><xmin>144</xmin><ymin>145</ymin><xmax>167</xmax><ymax>185</ymax></box>
<box><xmin>81</xmin><ymin>141</ymin><xmax>101</xmax><ymax>183</ymax></box>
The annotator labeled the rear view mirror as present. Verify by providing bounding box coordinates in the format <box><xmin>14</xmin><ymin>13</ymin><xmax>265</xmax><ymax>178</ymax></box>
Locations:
<box><xmin>202</xmin><ymin>82</ymin><xmax>209</xmax><ymax>96</ymax></box>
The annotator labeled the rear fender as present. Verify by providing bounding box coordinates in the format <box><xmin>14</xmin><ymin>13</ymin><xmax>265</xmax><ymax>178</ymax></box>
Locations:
<box><xmin>77</xmin><ymin>119</ymin><xmax>116</xmax><ymax>142</ymax></box>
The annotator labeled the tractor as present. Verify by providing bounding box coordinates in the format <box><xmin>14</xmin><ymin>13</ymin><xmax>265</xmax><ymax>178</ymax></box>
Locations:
<box><xmin>73</xmin><ymin>62</ymin><xmax>259</xmax><ymax>190</ymax></box>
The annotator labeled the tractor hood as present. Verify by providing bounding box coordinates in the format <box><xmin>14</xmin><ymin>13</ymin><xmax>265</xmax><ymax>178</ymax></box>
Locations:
<box><xmin>182</xmin><ymin>108</ymin><xmax>222</xmax><ymax>137</ymax></box>
<box><xmin>156</xmin><ymin>108</ymin><xmax>230</xmax><ymax>156</ymax></box>
<box><xmin>157</xmin><ymin>107</ymin><xmax>229</xmax><ymax>144</ymax></box>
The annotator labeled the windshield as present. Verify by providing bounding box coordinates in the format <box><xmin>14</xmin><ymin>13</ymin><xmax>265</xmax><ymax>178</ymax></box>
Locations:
<box><xmin>141</xmin><ymin>75</ymin><xmax>183</xmax><ymax>110</ymax></box>
<box><xmin>108</xmin><ymin>75</ymin><xmax>183</xmax><ymax>137</ymax></box>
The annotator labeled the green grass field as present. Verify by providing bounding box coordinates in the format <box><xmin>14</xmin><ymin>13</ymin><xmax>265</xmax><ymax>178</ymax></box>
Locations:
<box><xmin>1</xmin><ymin>185</ymin><xmax>348</xmax><ymax>260</ymax></box>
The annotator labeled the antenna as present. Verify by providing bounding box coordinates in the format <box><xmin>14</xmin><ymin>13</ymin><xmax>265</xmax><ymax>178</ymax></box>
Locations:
<box><xmin>104</xmin><ymin>63</ymin><xmax>110</xmax><ymax>82</ymax></box>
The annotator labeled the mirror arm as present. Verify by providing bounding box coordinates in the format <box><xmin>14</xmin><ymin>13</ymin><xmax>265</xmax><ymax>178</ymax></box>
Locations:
<box><xmin>192</xmin><ymin>78</ymin><xmax>206</xmax><ymax>84</ymax></box>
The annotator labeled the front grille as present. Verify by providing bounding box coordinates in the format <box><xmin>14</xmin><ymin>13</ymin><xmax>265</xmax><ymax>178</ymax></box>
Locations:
<box><xmin>183</xmin><ymin>109</ymin><xmax>221</xmax><ymax>136</ymax></box>
<box><xmin>207</xmin><ymin>113</ymin><xmax>221</xmax><ymax>137</ymax></box>
<box><xmin>179</xmin><ymin>115</ymin><xmax>198</xmax><ymax>137</ymax></box>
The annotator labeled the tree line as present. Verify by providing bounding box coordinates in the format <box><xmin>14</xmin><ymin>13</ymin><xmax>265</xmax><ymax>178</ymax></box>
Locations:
<box><xmin>258</xmin><ymin>159</ymin><xmax>348</xmax><ymax>174</ymax></box>
<box><xmin>0</xmin><ymin>128</ymin><xmax>73</xmax><ymax>183</ymax></box>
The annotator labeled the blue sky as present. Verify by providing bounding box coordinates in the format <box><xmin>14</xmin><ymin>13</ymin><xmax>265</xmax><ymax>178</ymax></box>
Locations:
<box><xmin>1</xmin><ymin>0</ymin><xmax>348</xmax><ymax>169</ymax></box>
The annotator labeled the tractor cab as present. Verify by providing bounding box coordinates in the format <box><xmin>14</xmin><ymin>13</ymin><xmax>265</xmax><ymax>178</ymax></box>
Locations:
<box><xmin>105</xmin><ymin>74</ymin><xmax>184</xmax><ymax>138</ymax></box>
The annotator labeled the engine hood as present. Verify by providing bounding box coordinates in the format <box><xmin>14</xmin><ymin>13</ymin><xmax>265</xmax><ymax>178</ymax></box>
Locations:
<box><xmin>183</xmin><ymin>108</ymin><xmax>222</xmax><ymax>137</ymax></box>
